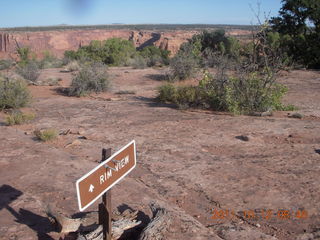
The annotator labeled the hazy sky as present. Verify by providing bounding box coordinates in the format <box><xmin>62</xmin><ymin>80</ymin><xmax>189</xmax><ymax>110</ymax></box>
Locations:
<box><xmin>0</xmin><ymin>0</ymin><xmax>282</xmax><ymax>27</ymax></box>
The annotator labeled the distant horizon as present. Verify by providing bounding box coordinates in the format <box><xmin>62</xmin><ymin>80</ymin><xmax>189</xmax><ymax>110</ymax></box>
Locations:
<box><xmin>0</xmin><ymin>1</ymin><xmax>282</xmax><ymax>28</ymax></box>
<box><xmin>1</xmin><ymin>23</ymin><xmax>256</xmax><ymax>29</ymax></box>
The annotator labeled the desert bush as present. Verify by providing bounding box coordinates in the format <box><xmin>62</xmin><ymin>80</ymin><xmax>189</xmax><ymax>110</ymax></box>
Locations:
<box><xmin>169</xmin><ymin>38</ymin><xmax>202</xmax><ymax>80</ymax></box>
<box><xmin>158</xmin><ymin>69</ymin><xmax>292</xmax><ymax>114</ymax></box>
<box><xmin>220</xmin><ymin>72</ymin><xmax>289</xmax><ymax>114</ymax></box>
<box><xmin>68</xmin><ymin>62</ymin><xmax>110</xmax><ymax>97</ymax></box>
<box><xmin>130</xmin><ymin>55</ymin><xmax>147</xmax><ymax>69</ymax></box>
<box><xmin>65</xmin><ymin>38</ymin><xmax>137</xmax><ymax>66</ymax></box>
<box><xmin>158</xmin><ymin>83</ymin><xmax>202</xmax><ymax>108</ymax></box>
<box><xmin>17</xmin><ymin>47</ymin><xmax>31</xmax><ymax>65</ymax></box>
<box><xmin>34</xmin><ymin>129</ymin><xmax>57</xmax><ymax>141</ymax></box>
<box><xmin>169</xmin><ymin>53</ymin><xmax>199</xmax><ymax>81</ymax></box>
<box><xmin>38</xmin><ymin>51</ymin><xmax>64</xmax><ymax>69</ymax></box>
<box><xmin>158</xmin><ymin>84</ymin><xmax>177</xmax><ymax>103</ymax></box>
<box><xmin>0</xmin><ymin>59</ymin><xmax>14</xmax><ymax>70</ymax></box>
<box><xmin>5</xmin><ymin>112</ymin><xmax>35</xmax><ymax>125</ymax></box>
<box><xmin>139</xmin><ymin>46</ymin><xmax>170</xmax><ymax>66</ymax></box>
<box><xmin>0</xmin><ymin>76</ymin><xmax>31</xmax><ymax>109</ymax></box>
<box><xmin>16</xmin><ymin>61</ymin><xmax>40</xmax><ymax>81</ymax></box>
<box><xmin>65</xmin><ymin>61</ymin><xmax>81</xmax><ymax>72</ymax></box>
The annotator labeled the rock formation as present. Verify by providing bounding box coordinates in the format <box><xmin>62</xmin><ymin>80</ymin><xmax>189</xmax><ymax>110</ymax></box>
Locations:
<box><xmin>0</xmin><ymin>28</ymin><xmax>250</xmax><ymax>59</ymax></box>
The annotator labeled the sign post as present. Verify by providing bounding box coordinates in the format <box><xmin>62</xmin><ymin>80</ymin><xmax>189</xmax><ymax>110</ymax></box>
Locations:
<box><xmin>99</xmin><ymin>148</ymin><xmax>112</xmax><ymax>240</ymax></box>
<box><xmin>76</xmin><ymin>140</ymin><xmax>136</xmax><ymax>239</ymax></box>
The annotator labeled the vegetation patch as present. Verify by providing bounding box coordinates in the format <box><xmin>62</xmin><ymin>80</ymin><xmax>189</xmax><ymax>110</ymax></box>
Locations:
<box><xmin>38</xmin><ymin>51</ymin><xmax>64</xmax><ymax>69</ymax></box>
<box><xmin>0</xmin><ymin>59</ymin><xmax>14</xmax><ymax>70</ymax></box>
<box><xmin>5</xmin><ymin>112</ymin><xmax>35</xmax><ymax>125</ymax></box>
<box><xmin>34</xmin><ymin>129</ymin><xmax>58</xmax><ymax>142</ymax></box>
<box><xmin>16</xmin><ymin>61</ymin><xmax>40</xmax><ymax>82</ymax></box>
<box><xmin>68</xmin><ymin>62</ymin><xmax>110</xmax><ymax>97</ymax></box>
<box><xmin>64</xmin><ymin>38</ymin><xmax>170</xmax><ymax>68</ymax></box>
<box><xmin>0</xmin><ymin>76</ymin><xmax>31</xmax><ymax>109</ymax></box>
<box><xmin>158</xmin><ymin>70</ymin><xmax>292</xmax><ymax>114</ymax></box>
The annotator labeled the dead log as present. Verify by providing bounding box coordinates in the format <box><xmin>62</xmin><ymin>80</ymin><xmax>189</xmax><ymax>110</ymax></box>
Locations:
<box><xmin>45</xmin><ymin>205</ymin><xmax>141</xmax><ymax>240</ymax></box>
<box><xmin>138</xmin><ymin>202</ymin><xmax>171</xmax><ymax>240</ymax></box>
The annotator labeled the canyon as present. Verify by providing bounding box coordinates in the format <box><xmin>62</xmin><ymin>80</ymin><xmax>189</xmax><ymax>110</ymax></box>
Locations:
<box><xmin>0</xmin><ymin>27</ymin><xmax>251</xmax><ymax>59</ymax></box>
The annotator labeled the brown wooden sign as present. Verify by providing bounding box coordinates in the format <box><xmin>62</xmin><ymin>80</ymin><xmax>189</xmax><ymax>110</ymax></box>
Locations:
<box><xmin>76</xmin><ymin>140</ymin><xmax>136</xmax><ymax>211</ymax></box>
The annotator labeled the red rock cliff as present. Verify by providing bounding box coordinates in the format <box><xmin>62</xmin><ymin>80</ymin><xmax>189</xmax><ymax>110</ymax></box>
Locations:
<box><xmin>0</xmin><ymin>29</ymin><xmax>251</xmax><ymax>59</ymax></box>
<box><xmin>0</xmin><ymin>29</ymin><xmax>198</xmax><ymax>59</ymax></box>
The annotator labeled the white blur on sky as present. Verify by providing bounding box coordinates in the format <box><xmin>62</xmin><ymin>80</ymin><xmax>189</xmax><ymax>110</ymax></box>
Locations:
<box><xmin>0</xmin><ymin>0</ymin><xmax>282</xmax><ymax>27</ymax></box>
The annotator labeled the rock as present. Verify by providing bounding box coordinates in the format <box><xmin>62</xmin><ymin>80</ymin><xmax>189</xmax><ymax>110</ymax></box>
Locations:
<box><xmin>65</xmin><ymin>139</ymin><xmax>82</xmax><ymax>148</ymax></box>
<box><xmin>288</xmin><ymin>112</ymin><xmax>303</xmax><ymax>119</ymax></box>
<box><xmin>235</xmin><ymin>135</ymin><xmax>249</xmax><ymax>142</ymax></box>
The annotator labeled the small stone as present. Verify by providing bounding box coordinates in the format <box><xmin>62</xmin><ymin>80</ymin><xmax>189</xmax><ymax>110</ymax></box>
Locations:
<box><xmin>236</xmin><ymin>135</ymin><xmax>249</xmax><ymax>141</ymax></box>
<box><xmin>65</xmin><ymin>139</ymin><xmax>82</xmax><ymax>148</ymax></box>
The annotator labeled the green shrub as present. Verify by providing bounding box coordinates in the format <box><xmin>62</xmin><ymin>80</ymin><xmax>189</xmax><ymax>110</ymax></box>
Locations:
<box><xmin>34</xmin><ymin>129</ymin><xmax>57</xmax><ymax>141</ymax></box>
<box><xmin>223</xmin><ymin>73</ymin><xmax>289</xmax><ymax>114</ymax></box>
<box><xmin>0</xmin><ymin>76</ymin><xmax>31</xmax><ymax>109</ymax></box>
<box><xmin>0</xmin><ymin>59</ymin><xmax>14</xmax><ymax>70</ymax></box>
<box><xmin>158</xmin><ymin>84</ymin><xmax>177</xmax><ymax>103</ymax></box>
<box><xmin>158</xmin><ymin>83</ymin><xmax>201</xmax><ymax>108</ymax></box>
<box><xmin>5</xmin><ymin>112</ymin><xmax>35</xmax><ymax>125</ymax></box>
<box><xmin>157</xmin><ymin>70</ymin><xmax>292</xmax><ymax>114</ymax></box>
<box><xmin>16</xmin><ymin>61</ymin><xmax>40</xmax><ymax>81</ymax></box>
<box><xmin>139</xmin><ymin>46</ymin><xmax>170</xmax><ymax>66</ymax></box>
<box><xmin>17</xmin><ymin>47</ymin><xmax>31</xmax><ymax>65</ymax></box>
<box><xmin>170</xmin><ymin>54</ymin><xmax>199</xmax><ymax>80</ymax></box>
<box><xmin>68</xmin><ymin>62</ymin><xmax>110</xmax><ymax>97</ymax></box>
<box><xmin>65</xmin><ymin>38</ymin><xmax>137</xmax><ymax>66</ymax></box>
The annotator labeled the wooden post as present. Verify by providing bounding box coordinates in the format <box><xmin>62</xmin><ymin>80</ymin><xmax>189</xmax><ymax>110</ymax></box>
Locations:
<box><xmin>99</xmin><ymin>148</ymin><xmax>112</xmax><ymax>240</ymax></box>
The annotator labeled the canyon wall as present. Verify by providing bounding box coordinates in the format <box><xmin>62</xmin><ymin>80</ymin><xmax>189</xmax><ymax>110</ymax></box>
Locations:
<box><xmin>0</xmin><ymin>28</ymin><xmax>251</xmax><ymax>59</ymax></box>
<box><xmin>0</xmin><ymin>29</ymin><xmax>198</xmax><ymax>59</ymax></box>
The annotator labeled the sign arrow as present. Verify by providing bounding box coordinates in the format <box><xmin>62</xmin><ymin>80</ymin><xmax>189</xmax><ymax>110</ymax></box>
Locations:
<box><xmin>89</xmin><ymin>184</ymin><xmax>94</xmax><ymax>193</ymax></box>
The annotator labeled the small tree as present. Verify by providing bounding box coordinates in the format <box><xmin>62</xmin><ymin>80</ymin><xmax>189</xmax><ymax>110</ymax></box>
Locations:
<box><xmin>270</xmin><ymin>0</ymin><xmax>320</xmax><ymax>68</ymax></box>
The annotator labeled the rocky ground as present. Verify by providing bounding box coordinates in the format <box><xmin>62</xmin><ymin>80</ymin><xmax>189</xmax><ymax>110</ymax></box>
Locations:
<box><xmin>0</xmin><ymin>67</ymin><xmax>319</xmax><ymax>240</ymax></box>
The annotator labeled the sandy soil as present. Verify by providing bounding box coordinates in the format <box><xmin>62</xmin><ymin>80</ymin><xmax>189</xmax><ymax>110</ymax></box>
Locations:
<box><xmin>0</xmin><ymin>67</ymin><xmax>319</xmax><ymax>240</ymax></box>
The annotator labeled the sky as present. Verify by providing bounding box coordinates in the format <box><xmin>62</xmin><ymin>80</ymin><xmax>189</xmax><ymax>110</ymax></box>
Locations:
<box><xmin>0</xmin><ymin>0</ymin><xmax>282</xmax><ymax>28</ymax></box>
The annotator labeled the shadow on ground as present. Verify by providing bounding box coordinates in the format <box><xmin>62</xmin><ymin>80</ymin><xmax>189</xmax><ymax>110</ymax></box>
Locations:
<box><xmin>132</xmin><ymin>96</ymin><xmax>177</xmax><ymax>109</ymax></box>
<box><xmin>145</xmin><ymin>73</ymin><xmax>169</xmax><ymax>81</ymax></box>
<box><xmin>116</xmin><ymin>203</ymin><xmax>150</xmax><ymax>240</ymax></box>
<box><xmin>0</xmin><ymin>184</ymin><xmax>55</xmax><ymax>240</ymax></box>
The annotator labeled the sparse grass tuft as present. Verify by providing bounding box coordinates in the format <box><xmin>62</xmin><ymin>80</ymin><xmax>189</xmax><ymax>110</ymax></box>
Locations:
<box><xmin>5</xmin><ymin>112</ymin><xmax>35</xmax><ymax>125</ymax></box>
<box><xmin>34</xmin><ymin>129</ymin><xmax>57</xmax><ymax>142</ymax></box>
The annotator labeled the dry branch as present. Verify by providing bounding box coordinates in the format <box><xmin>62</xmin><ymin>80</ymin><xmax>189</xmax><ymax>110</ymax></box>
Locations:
<box><xmin>45</xmin><ymin>205</ymin><xmax>141</xmax><ymax>240</ymax></box>
<box><xmin>138</xmin><ymin>201</ymin><xmax>171</xmax><ymax>240</ymax></box>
